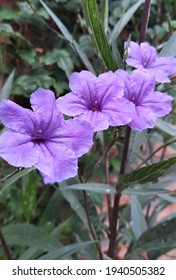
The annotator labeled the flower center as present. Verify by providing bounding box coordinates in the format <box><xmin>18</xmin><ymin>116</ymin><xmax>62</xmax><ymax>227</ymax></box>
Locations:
<box><xmin>91</xmin><ymin>100</ymin><xmax>101</xmax><ymax>111</ymax></box>
<box><xmin>32</xmin><ymin>130</ymin><xmax>46</xmax><ymax>143</ymax></box>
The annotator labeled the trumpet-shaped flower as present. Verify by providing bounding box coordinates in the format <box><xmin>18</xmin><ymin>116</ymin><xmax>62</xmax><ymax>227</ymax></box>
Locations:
<box><xmin>125</xmin><ymin>41</ymin><xmax>176</xmax><ymax>83</ymax></box>
<box><xmin>0</xmin><ymin>88</ymin><xmax>93</xmax><ymax>182</ymax></box>
<box><xmin>57</xmin><ymin>70</ymin><xmax>134</xmax><ymax>132</ymax></box>
<box><xmin>115</xmin><ymin>70</ymin><xmax>173</xmax><ymax>131</ymax></box>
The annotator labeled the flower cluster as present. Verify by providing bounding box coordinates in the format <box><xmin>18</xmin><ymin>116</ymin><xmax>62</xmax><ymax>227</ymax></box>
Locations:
<box><xmin>0</xmin><ymin>89</ymin><xmax>93</xmax><ymax>183</ymax></box>
<box><xmin>0</xmin><ymin>41</ymin><xmax>175</xmax><ymax>183</ymax></box>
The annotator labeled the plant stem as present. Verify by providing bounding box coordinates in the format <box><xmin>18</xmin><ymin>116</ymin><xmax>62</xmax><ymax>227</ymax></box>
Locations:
<box><xmin>82</xmin><ymin>190</ymin><xmax>103</xmax><ymax>260</ymax></box>
<box><xmin>0</xmin><ymin>228</ymin><xmax>12</xmax><ymax>260</ymax></box>
<box><xmin>108</xmin><ymin>126</ymin><xmax>131</xmax><ymax>258</ymax></box>
<box><xmin>139</xmin><ymin>0</ymin><xmax>151</xmax><ymax>43</ymax></box>
<box><xmin>105</xmin><ymin>156</ymin><xmax>112</xmax><ymax>228</ymax></box>
<box><xmin>108</xmin><ymin>0</ymin><xmax>152</xmax><ymax>259</ymax></box>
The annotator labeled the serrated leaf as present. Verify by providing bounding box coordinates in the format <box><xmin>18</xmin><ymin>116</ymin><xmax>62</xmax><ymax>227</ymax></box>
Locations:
<box><xmin>39</xmin><ymin>0</ymin><xmax>95</xmax><ymax>74</ymax></box>
<box><xmin>0</xmin><ymin>69</ymin><xmax>15</xmax><ymax>101</ymax></box>
<box><xmin>160</xmin><ymin>31</ymin><xmax>176</xmax><ymax>57</ymax></box>
<box><xmin>81</xmin><ymin>0</ymin><xmax>117</xmax><ymax>70</ymax></box>
<box><xmin>131</xmin><ymin>195</ymin><xmax>147</xmax><ymax>239</ymax></box>
<box><xmin>38</xmin><ymin>240</ymin><xmax>96</xmax><ymax>260</ymax></box>
<box><xmin>1</xmin><ymin>223</ymin><xmax>60</xmax><ymax>252</ymax></box>
<box><xmin>119</xmin><ymin>157</ymin><xmax>176</xmax><ymax>189</ymax></box>
<box><xmin>66</xmin><ymin>183</ymin><xmax>116</xmax><ymax>194</ymax></box>
<box><xmin>109</xmin><ymin>0</ymin><xmax>144</xmax><ymax>45</ymax></box>
<box><xmin>132</xmin><ymin>218</ymin><xmax>176</xmax><ymax>254</ymax></box>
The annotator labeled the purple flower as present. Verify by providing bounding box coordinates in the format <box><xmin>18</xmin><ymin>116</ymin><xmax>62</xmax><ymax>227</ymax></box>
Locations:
<box><xmin>125</xmin><ymin>41</ymin><xmax>176</xmax><ymax>83</ymax></box>
<box><xmin>0</xmin><ymin>88</ymin><xmax>93</xmax><ymax>182</ymax></box>
<box><xmin>115</xmin><ymin>70</ymin><xmax>173</xmax><ymax>131</ymax></box>
<box><xmin>57</xmin><ymin>70</ymin><xmax>134</xmax><ymax>132</ymax></box>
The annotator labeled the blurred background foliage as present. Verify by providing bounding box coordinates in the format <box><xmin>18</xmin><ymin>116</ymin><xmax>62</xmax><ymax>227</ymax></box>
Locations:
<box><xmin>1</xmin><ymin>0</ymin><xmax>176</xmax><ymax>260</ymax></box>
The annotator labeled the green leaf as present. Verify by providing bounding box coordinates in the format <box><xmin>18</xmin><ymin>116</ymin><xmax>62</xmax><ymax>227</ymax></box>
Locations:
<box><xmin>1</xmin><ymin>223</ymin><xmax>60</xmax><ymax>252</ymax></box>
<box><xmin>81</xmin><ymin>0</ymin><xmax>117</xmax><ymax>70</ymax></box>
<box><xmin>160</xmin><ymin>31</ymin><xmax>176</xmax><ymax>56</ymax></box>
<box><xmin>158</xmin><ymin>193</ymin><xmax>176</xmax><ymax>204</ymax></box>
<box><xmin>39</xmin><ymin>0</ymin><xmax>95</xmax><ymax>74</ymax></box>
<box><xmin>0</xmin><ymin>168</ymin><xmax>34</xmax><ymax>196</ymax></box>
<box><xmin>0</xmin><ymin>69</ymin><xmax>15</xmax><ymax>101</ymax></box>
<box><xmin>39</xmin><ymin>189</ymin><xmax>63</xmax><ymax>227</ymax></box>
<box><xmin>132</xmin><ymin>218</ymin><xmax>176</xmax><ymax>254</ymax></box>
<box><xmin>123</xmin><ymin>178</ymin><xmax>176</xmax><ymax>196</ymax></box>
<box><xmin>119</xmin><ymin>157</ymin><xmax>176</xmax><ymax>189</ymax></box>
<box><xmin>19</xmin><ymin>171</ymin><xmax>39</xmax><ymax>222</ymax></box>
<box><xmin>131</xmin><ymin>196</ymin><xmax>147</xmax><ymax>239</ymax></box>
<box><xmin>109</xmin><ymin>0</ymin><xmax>144</xmax><ymax>45</ymax></box>
<box><xmin>156</xmin><ymin>119</ymin><xmax>176</xmax><ymax>137</ymax></box>
<box><xmin>38</xmin><ymin>240</ymin><xmax>96</xmax><ymax>260</ymax></box>
<box><xmin>66</xmin><ymin>183</ymin><xmax>116</xmax><ymax>194</ymax></box>
<box><xmin>101</xmin><ymin>0</ymin><xmax>109</xmax><ymax>34</ymax></box>
<box><xmin>59</xmin><ymin>183</ymin><xmax>88</xmax><ymax>228</ymax></box>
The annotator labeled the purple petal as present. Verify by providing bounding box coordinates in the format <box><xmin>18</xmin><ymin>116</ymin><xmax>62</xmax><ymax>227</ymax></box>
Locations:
<box><xmin>126</xmin><ymin>41</ymin><xmax>143</xmax><ymax>63</ymax></box>
<box><xmin>130</xmin><ymin>70</ymin><xmax>156</xmax><ymax>103</ymax></box>
<box><xmin>128</xmin><ymin>106</ymin><xmax>157</xmax><ymax>131</ymax></box>
<box><xmin>75</xmin><ymin>110</ymin><xmax>109</xmax><ymax>132</ymax></box>
<box><xmin>51</xmin><ymin>119</ymin><xmax>93</xmax><ymax>157</ymax></box>
<box><xmin>153</xmin><ymin>57</ymin><xmax>176</xmax><ymax>75</ymax></box>
<box><xmin>102</xmin><ymin>97</ymin><xmax>134</xmax><ymax>126</ymax></box>
<box><xmin>0</xmin><ymin>100</ymin><xmax>40</xmax><ymax>135</ymax></box>
<box><xmin>35</xmin><ymin>142</ymin><xmax>78</xmax><ymax>182</ymax></box>
<box><xmin>30</xmin><ymin>88</ymin><xmax>63</xmax><ymax>134</ymax></box>
<box><xmin>0</xmin><ymin>130</ymin><xmax>39</xmax><ymax>167</ymax></box>
<box><xmin>57</xmin><ymin>92</ymin><xmax>88</xmax><ymax>116</ymax></box>
<box><xmin>40</xmin><ymin>172</ymin><xmax>56</xmax><ymax>184</ymax></box>
<box><xmin>142</xmin><ymin>91</ymin><xmax>173</xmax><ymax>117</ymax></box>
<box><xmin>148</xmin><ymin>69</ymin><xmax>171</xmax><ymax>83</ymax></box>
<box><xmin>96</xmin><ymin>71</ymin><xmax>124</xmax><ymax>104</ymax></box>
<box><xmin>69</xmin><ymin>71</ymin><xmax>96</xmax><ymax>96</ymax></box>
<box><xmin>140</xmin><ymin>42</ymin><xmax>157</xmax><ymax>67</ymax></box>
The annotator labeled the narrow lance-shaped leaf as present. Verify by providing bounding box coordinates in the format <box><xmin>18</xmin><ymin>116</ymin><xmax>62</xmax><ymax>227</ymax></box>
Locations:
<box><xmin>66</xmin><ymin>183</ymin><xmax>116</xmax><ymax>194</ymax></box>
<box><xmin>159</xmin><ymin>31</ymin><xmax>176</xmax><ymax>57</ymax></box>
<box><xmin>131</xmin><ymin>195</ymin><xmax>147</xmax><ymax>239</ymax></box>
<box><xmin>119</xmin><ymin>157</ymin><xmax>176</xmax><ymax>189</ymax></box>
<box><xmin>0</xmin><ymin>69</ymin><xmax>15</xmax><ymax>101</ymax></box>
<box><xmin>81</xmin><ymin>0</ymin><xmax>117</xmax><ymax>71</ymax></box>
<box><xmin>38</xmin><ymin>241</ymin><xmax>96</xmax><ymax>260</ymax></box>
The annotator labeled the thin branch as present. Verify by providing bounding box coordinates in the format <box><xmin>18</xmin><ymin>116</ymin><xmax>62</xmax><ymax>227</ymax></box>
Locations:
<box><xmin>0</xmin><ymin>228</ymin><xmax>12</xmax><ymax>260</ymax></box>
<box><xmin>82</xmin><ymin>190</ymin><xmax>103</xmax><ymax>260</ymax></box>
<box><xmin>105</xmin><ymin>155</ymin><xmax>112</xmax><ymax>228</ymax></box>
<box><xmin>137</xmin><ymin>137</ymin><xmax>176</xmax><ymax>169</ymax></box>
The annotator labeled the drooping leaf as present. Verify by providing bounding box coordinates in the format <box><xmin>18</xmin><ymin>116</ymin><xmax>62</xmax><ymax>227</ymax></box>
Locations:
<box><xmin>109</xmin><ymin>0</ymin><xmax>144</xmax><ymax>45</ymax></box>
<box><xmin>38</xmin><ymin>240</ymin><xmax>96</xmax><ymax>260</ymax></box>
<box><xmin>119</xmin><ymin>157</ymin><xmax>176</xmax><ymax>189</ymax></box>
<box><xmin>39</xmin><ymin>0</ymin><xmax>95</xmax><ymax>74</ymax></box>
<box><xmin>131</xmin><ymin>195</ymin><xmax>147</xmax><ymax>239</ymax></box>
<box><xmin>66</xmin><ymin>183</ymin><xmax>116</xmax><ymax>194</ymax></box>
<box><xmin>81</xmin><ymin>0</ymin><xmax>117</xmax><ymax>70</ymax></box>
